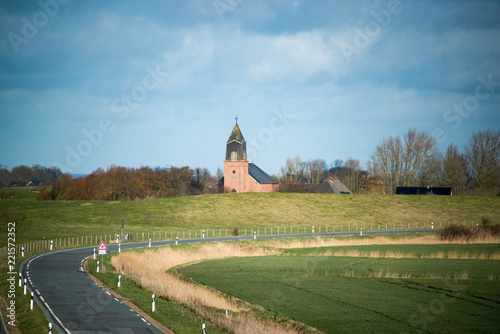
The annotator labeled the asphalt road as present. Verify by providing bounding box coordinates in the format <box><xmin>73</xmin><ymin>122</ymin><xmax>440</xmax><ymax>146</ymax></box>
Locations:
<box><xmin>21</xmin><ymin>229</ymin><xmax>436</xmax><ymax>333</ymax></box>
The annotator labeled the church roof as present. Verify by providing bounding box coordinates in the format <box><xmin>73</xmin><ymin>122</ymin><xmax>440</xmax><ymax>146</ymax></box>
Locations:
<box><xmin>226</xmin><ymin>122</ymin><xmax>247</xmax><ymax>161</ymax></box>
<box><xmin>249</xmin><ymin>163</ymin><xmax>278</xmax><ymax>184</ymax></box>
<box><xmin>226</xmin><ymin>123</ymin><xmax>245</xmax><ymax>145</ymax></box>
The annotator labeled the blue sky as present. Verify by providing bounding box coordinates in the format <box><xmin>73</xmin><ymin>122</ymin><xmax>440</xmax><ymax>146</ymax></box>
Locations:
<box><xmin>1</xmin><ymin>0</ymin><xmax>499</xmax><ymax>176</ymax></box>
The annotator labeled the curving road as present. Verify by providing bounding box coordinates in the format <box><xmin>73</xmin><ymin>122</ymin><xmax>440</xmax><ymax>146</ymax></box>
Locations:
<box><xmin>21</xmin><ymin>229</ymin><xmax>435</xmax><ymax>333</ymax></box>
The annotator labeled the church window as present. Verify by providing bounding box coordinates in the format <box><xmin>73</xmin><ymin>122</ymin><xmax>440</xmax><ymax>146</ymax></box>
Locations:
<box><xmin>232</xmin><ymin>170</ymin><xmax>236</xmax><ymax>174</ymax></box>
<box><xmin>231</xmin><ymin>151</ymin><xmax>238</xmax><ymax>160</ymax></box>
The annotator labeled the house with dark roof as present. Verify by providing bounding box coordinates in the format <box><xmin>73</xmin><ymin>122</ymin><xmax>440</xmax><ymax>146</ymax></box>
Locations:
<box><xmin>218</xmin><ymin>119</ymin><xmax>279</xmax><ymax>193</ymax></box>
<box><xmin>320</xmin><ymin>177</ymin><xmax>352</xmax><ymax>194</ymax></box>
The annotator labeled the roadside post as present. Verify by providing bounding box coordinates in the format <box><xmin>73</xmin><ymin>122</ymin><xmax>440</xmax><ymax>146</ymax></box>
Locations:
<box><xmin>152</xmin><ymin>294</ymin><xmax>156</xmax><ymax>312</ymax></box>
<box><xmin>360</xmin><ymin>227</ymin><xmax>363</xmax><ymax>236</ymax></box>
<box><xmin>93</xmin><ymin>248</ymin><xmax>96</xmax><ymax>260</ymax></box>
<box><xmin>176</xmin><ymin>236</ymin><xmax>178</xmax><ymax>245</ymax></box>
<box><xmin>24</xmin><ymin>279</ymin><xmax>27</xmax><ymax>295</ymax></box>
<box><xmin>22</xmin><ymin>246</ymin><xmax>24</xmax><ymax>257</ymax></box>
<box><xmin>254</xmin><ymin>231</ymin><xmax>256</xmax><ymax>240</ymax></box>
<box><xmin>49</xmin><ymin>323</ymin><xmax>52</xmax><ymax>334</ymax></box>
<box><xmin>149</xmin><ymin>239</ymin><xmax>152</xmax><ymax>248</ymax></box>
<box><xmin>97</xmin><ymin>261</ymin><xmax>100</xmax><ymax>272</ymax></box>
<box><xmin>203</xmin><ymin>230</ymin><xmax>205</xmax><ymax>238</ymax></box>
<box><xmin>312</xmin><ymin>226</ymin><xmax>315</xmax><ymax>234</ymax></box>
<box><xmin>30</xmin><ymin>291</ymin><xmax>34</xmax><ymax>310</ymax></box>
<box><xmin>118</xmin><ymin>274</ymin><xmax>121</xmax><ymax>288</ymax></box>
<box><xmin>19</xmin><ymin>272</ymin><xmax>22</xmax><ymax>287</ymax></box>
<box><xmin>119</xmin><ymin>243</ymin><xmax>121</xmax><ymax>253</ymax></box>
<box><xmin>121</xmin><ymin>219</ymin><xmax>124</xmax><ymax>241</ymax></box>
<box><xmin>431</xmin><ymin>222</ymin><xmax>434</xmax><ymax>229</ymax></box>
<box><xmin>202</xmin><ymin>323</ymin><xmax>206</xmax><ymax>334</ymax></box>
<box><xmin>50</xmin><ymin>240</ymin><xmax>53</xmax><ymax>251</ymax></box>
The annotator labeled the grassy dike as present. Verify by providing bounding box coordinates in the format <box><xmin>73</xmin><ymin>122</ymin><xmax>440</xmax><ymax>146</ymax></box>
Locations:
<box><xmin>1</xmin><ymin>187</ymin><xmax>500</xmax><ymax>247</ymax></box>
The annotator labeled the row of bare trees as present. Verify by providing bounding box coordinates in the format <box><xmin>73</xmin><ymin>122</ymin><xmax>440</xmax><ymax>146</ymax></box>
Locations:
<box><xmin>279</xmin><ymin>129</ymin><xmax>500</xmax><ymax>195</ymax></box>
<box><xmin>370</xmin><ymin>129</ymin><xmax>500</xmax><ymax>194</ymax></box>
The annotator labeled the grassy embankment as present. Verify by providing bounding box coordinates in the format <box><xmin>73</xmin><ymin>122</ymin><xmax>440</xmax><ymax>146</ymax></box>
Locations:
<box><xmin>1</xmin><ymin>186</ymin><xmax>500</xmax><ymax>247</ymax></box>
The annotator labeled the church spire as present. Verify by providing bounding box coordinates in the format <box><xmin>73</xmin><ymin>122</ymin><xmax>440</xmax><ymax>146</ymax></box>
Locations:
<box><xmin>226</xmin><ymin>119</ymin><xmax>247</xmax><ymax>161</ymax></box>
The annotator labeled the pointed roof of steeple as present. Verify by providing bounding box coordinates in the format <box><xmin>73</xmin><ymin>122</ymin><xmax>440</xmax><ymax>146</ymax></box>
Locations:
<box><xmin>226</xmin><ymin>118</ymin><xmax>247</xmax><ymax>161</ymax></box>
<box><xmin>227</xmin><ymin>122</ymin><xmax>245</xmax><ymax>145</ymax></box>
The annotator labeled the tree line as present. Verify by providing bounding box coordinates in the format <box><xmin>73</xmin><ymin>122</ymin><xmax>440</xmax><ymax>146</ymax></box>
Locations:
<box><xmin>0</xmin><ymin>165</ymin><xmax>62</xmax><ymax>187</ymax></box>
<box><xmin>4</xmin><ymin>128</ymin><xmax>498</xmax><ymax>199</ymax></box>
<box><xmin>37</xmin><ymin>166</ymin><xmax>217</xmax><ymax>201</ymax></box>
<box><xmin>280</xmin><ymin>129</ymin><xmax>500</xmax><ymax>195</ymax></box>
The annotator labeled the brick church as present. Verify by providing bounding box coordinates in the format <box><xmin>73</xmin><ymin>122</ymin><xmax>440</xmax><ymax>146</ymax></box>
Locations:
<box><xmin>218</xmin><ymin>119</ymin><xmax>279</xmax><ymax>193</ymax></box>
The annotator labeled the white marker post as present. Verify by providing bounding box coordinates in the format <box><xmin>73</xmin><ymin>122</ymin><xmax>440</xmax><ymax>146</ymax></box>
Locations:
<box><xmin>254</xmin><ymin>231</ymin><xmax>256</xmax><ymax>240</ymax></box>
<box><xmin>175</xmin><ymin>236</ymin><xmax>178</xmax><ymax>245</ymax></box>
<box><xmin>119</xmin><ymin>243</ymin><xmax>121</xmax><ymax>253</ymax></box>
<box><xmin>202</xmin><ymin>323</ymin><xmax>206</xmax><ymax>334</ymax></box>
<box><xmin>312</xmin><ymin>226</ymin><xmax>315</xmax><ymax>234</ymax></box>
<box><xmin>50</xmin><ymin>240</ymin><xmax>53</xmax><ymax>251</ymax></box>
<box><xmin>149</xmin><ymin>239</ymin><xmax>152</xmax><ymax>248</ymax></box>
<box><xmin>116</xmin><ymin>235</ymin><xmax>119</xmax><ymax>243</ymax></box>
<box><xmin>226</xmin><ymin>310</ymin><xmax>228</xmax><ymax>318</ymax></box>
<box><xmin>24</xmin><ymin>279</ymin><xmax>27</xmax><ymax>295</ymax></box>
<box><xmin>49</xmin><ymin>323</ymin><xmax>52</xmax><ymax>334</ymax></box>
<box><xmin>97</xmin><ymin>261</ymin><xmax>100</xmax><ymax>273</ymax></box>
<box><xmin>93</xmin><ymin>248</ymin><xmax>96</xmax><ymax>260</ymax></box>
<box><xmin>203</xmin><ymin>230</ymin><xmax>205</xmax><ymax>238</ymax></box>
<box><xmin>118</xmin><ymin>275</ymin><xmax>121</xmax><ymax>288</ymax></box>
<box><xmin>152</xmin><ymin>294</ymin><xmax>156</xmax><ymax>312</ymax></box>
<box><xmin>360</xmin><ymin>227</ymin><xmax>363</xmax><ymax>236</ymax></box>
<box><xmin>431</xmin><ymin>222</ymin><xmax>434</xmax><ymax>229</ymax></box>
<box><xmin>22</xmin><ymin>246</ymin><xmax>25</xmax><ymax>257</ymax></box>
<box><xmin>30</xmin><ymin>291</ymin><xmax>34</xmax><ymax>310</ymax></box>
<box><xmin>19</xmin><ymin>273</ymin><xmax>22</xmax><ymax>287</ymax></box>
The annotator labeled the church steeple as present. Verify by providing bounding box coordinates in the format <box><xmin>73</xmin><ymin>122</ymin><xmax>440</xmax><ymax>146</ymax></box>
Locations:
<box><xmin>226</xmin><ymin>118</ymin><xmax>247</xmax><ymax>161</ymax></box>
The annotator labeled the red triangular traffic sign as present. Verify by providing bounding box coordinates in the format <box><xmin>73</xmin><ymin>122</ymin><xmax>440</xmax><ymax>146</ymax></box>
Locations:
<box><xmin>97</xmin><ymin>241</ymin><xmax>108</xmax><ymax>251</ymax></box>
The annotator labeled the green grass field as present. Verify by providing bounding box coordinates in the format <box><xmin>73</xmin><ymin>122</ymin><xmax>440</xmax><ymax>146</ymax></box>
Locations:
<box><xmin>179</xmin><ymin>244</ymin><xmax>500</xmax><ymax>333</ymax></box>
<box><xmin>1</xmin><ymin>187</ymin><xmax>499</xmax><ymax>247</ymax></box>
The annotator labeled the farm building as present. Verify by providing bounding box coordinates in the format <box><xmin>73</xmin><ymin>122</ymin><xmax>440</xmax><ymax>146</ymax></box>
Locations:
<box><xmin>396</xmin><ymin>186</ymin><xmax>452</xmax><ymax>195</ymax></box>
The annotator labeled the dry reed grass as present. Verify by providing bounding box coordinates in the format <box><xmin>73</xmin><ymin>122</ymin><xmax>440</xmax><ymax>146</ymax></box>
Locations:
<box><xmin>275</xmin><ymin>236</ymin><xmax>500</xmax><ymax>260</ymax></box>
<box><xmin>111</xmin><ymin>243</ymin><xmax>304</xmax><ymax>333</ymax></box>
<box><xmin>267</xmin><ymin>235</ymin><xmax>500</xmax><ymax>249</ymax></box>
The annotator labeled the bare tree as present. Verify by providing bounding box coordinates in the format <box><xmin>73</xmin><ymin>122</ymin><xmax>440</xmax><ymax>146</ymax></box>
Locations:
<box><xmin>371</xmin><ymin>135</ymin><xmax>403</xmax><ymax>192</ymax></box>
<box><xmin>464</xmin><ymin>130</ymin><xmax>500</xmax><ymax>188</ymax></box>
<box><xmin>280</xmin><ymin>155</ymin><xmax>303</xmax><ymax>181</ymax></box>
<box><xmin>401</xmin><ymin>129</ymin><xmax>438</xmax><ymax>187</ymax></box>
<box><xmin>305</xmin><ymin>158</ymin><xmax>326</xmax><ymax>184</ymax></box>
<box><xmin>370</xmin><ymin>129</ymin><xmax>438</xmax><ymax>192</ymax></box>
<box><xmin>442</xmin><ymin>144</ymin><xmax>468</xmax><ymax>193</ymax></box>
<box><xmin>344</xmin><ymin>157</ymin><xmax>362</xmax><ymax>192</ymax></box>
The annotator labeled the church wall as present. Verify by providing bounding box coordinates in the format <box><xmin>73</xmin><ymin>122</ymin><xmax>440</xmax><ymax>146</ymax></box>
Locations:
<box><xmin>223</xmin><ymin>160</ymin><xmax>248</xmax><ymax>193</ymax></box>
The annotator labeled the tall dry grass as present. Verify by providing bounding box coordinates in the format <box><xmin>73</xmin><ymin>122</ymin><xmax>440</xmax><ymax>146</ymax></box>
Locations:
<box><xmin>265</xmin><ymin>235</ymin><xmax>500</xmax><ymax>249</ymax></box>
<box><xmin>111</xmin><ymin>243</ymin><xmax>304</xmax><ymax>333</ymax></box>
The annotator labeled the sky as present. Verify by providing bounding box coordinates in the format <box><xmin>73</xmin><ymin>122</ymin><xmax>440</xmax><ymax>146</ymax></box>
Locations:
<box><xmin>1</xmin><ymin>0</ymin><xmax>499</xmax><ymax>176</ymax></box>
